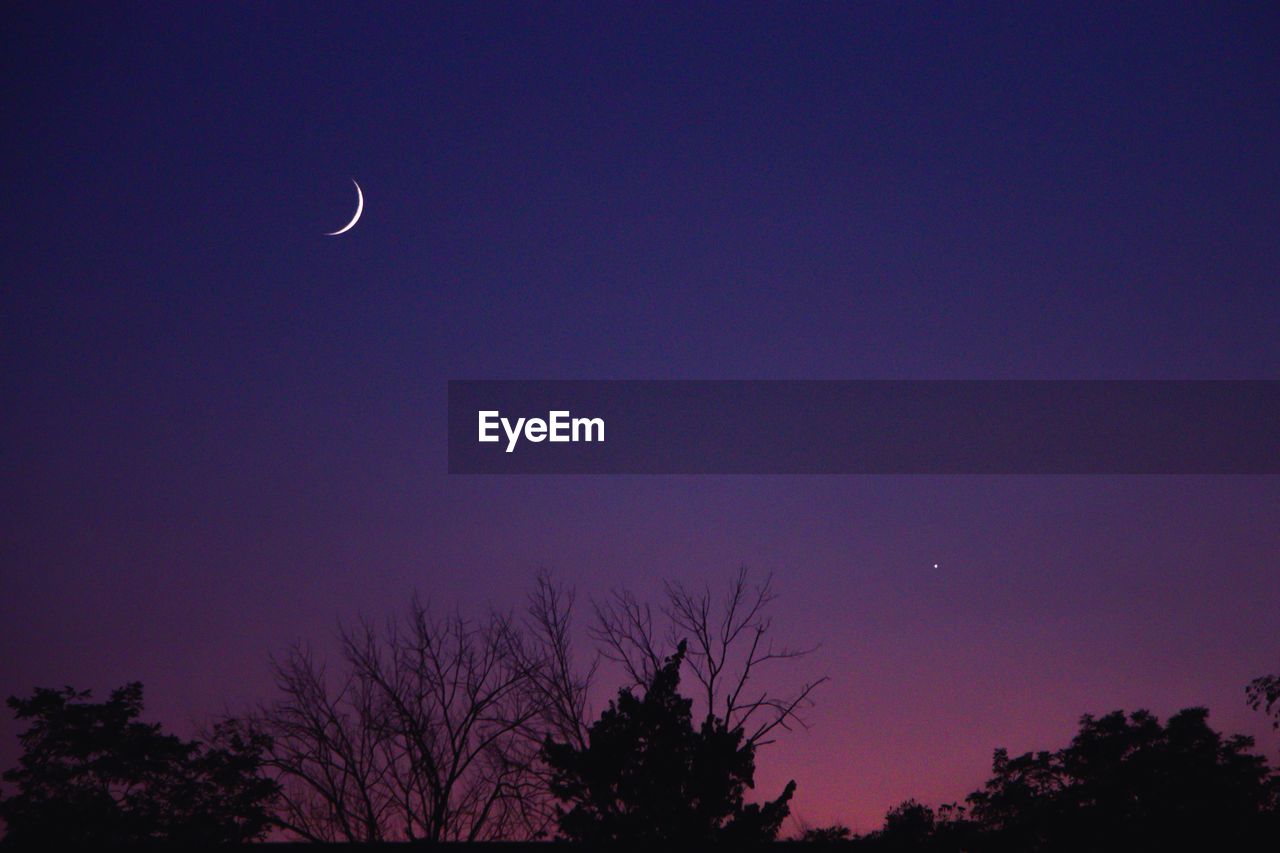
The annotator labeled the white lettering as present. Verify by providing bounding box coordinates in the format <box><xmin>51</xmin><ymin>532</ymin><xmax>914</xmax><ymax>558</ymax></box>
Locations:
<box><xmin>549</xmin><ymin>410</ymin><xmax>571</xmax><ymax>442</ymax></box>
<box><xmin>479</xmin><ymin>410</ymin><xmax>605</xmax><ymax>452</ymax></box>
<box><xmin>502</xmin><ymin>417</ymin><xmax>525</xmax><ymax>452</ymax></box>
<box><xmin>573</xmin><ymin>416</ymin><xmax>604</xmax><ymax>443</ymax></box>
<box><xmin>478</xmin><ymin>411</ymin><xmax>500</xmax><ymax>443</ymax></box>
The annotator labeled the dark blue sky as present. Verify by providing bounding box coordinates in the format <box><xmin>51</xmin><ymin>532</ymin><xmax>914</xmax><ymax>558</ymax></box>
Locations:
<box><xmin>3</xmin><ymin>2</ymin><xmax>1278</xmax><ymax>830</ymax></box>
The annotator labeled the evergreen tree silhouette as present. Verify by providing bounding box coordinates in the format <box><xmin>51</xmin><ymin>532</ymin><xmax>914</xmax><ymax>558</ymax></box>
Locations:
<box><xmin>0</xmin><ymin>683</ymin><xmax>277</xmax><ymax>845</ymax></box>
<box><xmin>542</xmin><ymin>641</ymin><xmax>795</xmax><ymax>844</ymax></box>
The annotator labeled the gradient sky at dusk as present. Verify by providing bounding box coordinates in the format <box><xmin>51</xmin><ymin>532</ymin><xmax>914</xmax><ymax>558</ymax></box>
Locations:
<box><xmin>3</xmin><ymin>3</ymin><xmax>1279</xmax><ymax>831</ymax></box>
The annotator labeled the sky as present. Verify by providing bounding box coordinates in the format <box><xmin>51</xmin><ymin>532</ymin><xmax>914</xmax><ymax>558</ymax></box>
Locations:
<box><xmin>3</xmin><ymin>2</ymin><xmax>1279</xmax><ymax>832</ymax></box>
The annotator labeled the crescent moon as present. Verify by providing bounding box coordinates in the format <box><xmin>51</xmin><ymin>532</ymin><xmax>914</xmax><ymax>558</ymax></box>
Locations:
<box><xmin>326</xmin><ymin>179</ymin><xmax>363</xmax><ymax>236</ymax></box>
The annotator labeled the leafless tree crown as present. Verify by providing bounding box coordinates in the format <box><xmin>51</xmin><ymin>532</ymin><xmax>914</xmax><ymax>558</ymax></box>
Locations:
<box><xmin>244</xmin><ymin>581</ymin><xmax>587</xmax><ymax>842</ymax></box>
<box><xmin>240</xmin><ymin>569</ymin><xmax>822</xmax><ymax>840</ymax></box>
<box><xmin>590</xmin><ymin>566</ymin><xmax>827</xmax><ymax>746</ymax></box>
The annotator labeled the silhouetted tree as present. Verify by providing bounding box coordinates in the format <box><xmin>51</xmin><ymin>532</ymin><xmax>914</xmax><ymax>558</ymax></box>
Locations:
<box><xmin>591</xmin><ymin>567</ymin><xmax>827</xmax><ymax>747</ymax></box>
<box><xmin>798</xmin><ymin>822</ymin><xmax>853</xmax><ymax>842</ymax></box>
<box><xmin>851</xmin><ymin>800</ymin><xmax>978</xmax><ymax>851</ymax></box>
<box><xmin>237</xmin><ymin>582</ymin><xmax>590</xmax><ymax>843</ymax></box>
<box><xmin>542</xmin><ymin>641</ymin><xmax>795</xmax><ymax>844</ymax></box>
<box><xmin>879</xmin><ymin>800</ymin><xmax>937</xmax><ymax>846</ymax></box>
<box><xmin>0</xmin><ymin>682</ymin><xmax>276</xmax><ymax>845</ymax></box>
<box><xmin>231</xmin><ymin>571</ymin><xmax>817</xmax><ymax>841</ymax></box>
<box><xmin>1248</xmin><ymin>671</ymin><xmax>1280</xmax><ymax>730</ymax></box>
<box><xmin>964</xmin><ymin>708</ymin><xmax>1277</xmax><ymax>851</ymax></box>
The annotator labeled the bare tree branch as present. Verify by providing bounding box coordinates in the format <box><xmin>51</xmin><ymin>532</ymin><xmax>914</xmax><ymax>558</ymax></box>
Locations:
<box><xmin>239</xmin><ymin>593</ymin><xmax>584</xmax><ymax>842</ymax></box>
<box><xmin>593</xmin><ymin>567</ymin><xmax>827</xmax><ymax>747</ymax></box>
<box><xmin>589</xmin><ymin>588</ymin><xmax>664</xmax><ymax>689</ymax></box>
<box><xmin>234</xmin><ymin>569</ymin><xmax>818</xmax><ymax>839</ymax></box>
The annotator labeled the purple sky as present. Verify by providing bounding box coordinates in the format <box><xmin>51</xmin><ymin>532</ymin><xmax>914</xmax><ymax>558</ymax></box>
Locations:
<box><xmin>3</xmin><ymin>3</ymin><xmax>1278</xmax><ymax>832</ymax></box>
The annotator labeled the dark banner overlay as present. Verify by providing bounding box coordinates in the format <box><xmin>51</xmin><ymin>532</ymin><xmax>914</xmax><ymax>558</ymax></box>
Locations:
<box><xmin>448</xmin><ymin>381</ymin><xmax>1279</xmax><ymax>475</ymax></box>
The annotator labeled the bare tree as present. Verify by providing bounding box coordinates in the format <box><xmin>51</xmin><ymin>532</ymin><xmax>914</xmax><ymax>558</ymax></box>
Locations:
<box><xmin>590</xmin><ymin>566</ymin><xmax>827</xmax><ymax>746</ymax></box>
<box><xmin>250</xmin><ymin>646</ymin><xmax>392</xmax><ymax>841</ymax></box>
<box><xmin>516</xmin><ymin>572</ymin><xmax>597</xmax><ymax>752</ymax></box>
<box><xmin>244</xmin><ymin>594</ymin><xmax>582</xmax><ymax>842</ymax></box>
<box><xmin>239</xmin><ymin>570</ymin><xmax>816</xmax><ymax>840</ymax></box>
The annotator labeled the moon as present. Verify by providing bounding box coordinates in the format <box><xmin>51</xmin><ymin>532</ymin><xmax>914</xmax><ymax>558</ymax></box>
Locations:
<box><xmin>326</xmin><ymin>179</ymin><xmax>363</xmax><ymax>236</ymax></box>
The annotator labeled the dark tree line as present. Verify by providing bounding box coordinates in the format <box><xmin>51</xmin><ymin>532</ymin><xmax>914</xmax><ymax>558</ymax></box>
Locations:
<box><xmin>225</xmin><ymin>570</ymin><xmax>817</xmax><ymax>842</ymax></box>
<box><xmin>1</xmin><ymin>569</ymin><xmax>817</xmax><ymax>844</ymax></box>
<box><xmin>2</xmin><ymin>574</ymin><xmax>1277</xmax><ymax>847</ymax></box>
<box><xmin>804</xmin><ymin>706</ymin><xmax>1279</xmax><ymax>851</ymax></box>
<box><xmin>0</xmin><ymin>683</ymin><xmax>277</xmax><ymax>845</ymax></box>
